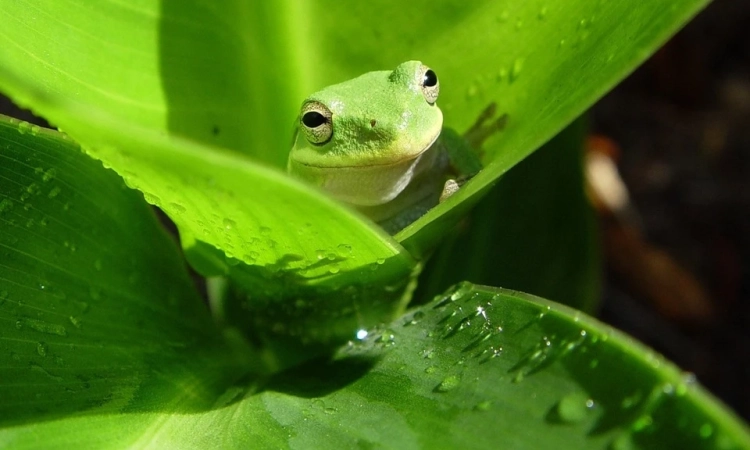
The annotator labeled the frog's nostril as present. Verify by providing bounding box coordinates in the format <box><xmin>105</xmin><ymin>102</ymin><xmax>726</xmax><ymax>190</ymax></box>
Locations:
<box><xmin>370</xmin><ymin>119</ymin><xmax>377</xmax><ymax>128</ymax></box>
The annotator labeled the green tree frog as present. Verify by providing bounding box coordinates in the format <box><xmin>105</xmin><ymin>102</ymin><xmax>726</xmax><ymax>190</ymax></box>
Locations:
<box><xmin>288</xmin><ymin>61</ymin><xmax>482</xmax><ymax>234</ymax></box>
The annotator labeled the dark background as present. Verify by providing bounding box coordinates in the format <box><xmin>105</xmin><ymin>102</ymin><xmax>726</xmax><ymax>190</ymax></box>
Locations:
<box><xmin>592</xmin><ymin>0</ymin><xmax>750</xmax><ymax>422</ymax></box>
<box><xmin>1</xmin><ymin>0</ymin><xmax>748</xmax><ymax>422</ymax></box>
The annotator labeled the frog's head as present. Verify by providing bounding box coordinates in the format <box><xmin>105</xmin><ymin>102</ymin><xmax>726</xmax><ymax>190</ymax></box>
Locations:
<box><xmin>288</xmin><ymin>61</ymin><xmax>443</xmax><ymax>205</ymax></box>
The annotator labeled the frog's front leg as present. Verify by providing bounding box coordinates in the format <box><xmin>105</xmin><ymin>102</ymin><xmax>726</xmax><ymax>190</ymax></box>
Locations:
<box><xmin>439</xmin><ymin>179</ymin><xmax>461</xmax><ymax>203</ymax></box>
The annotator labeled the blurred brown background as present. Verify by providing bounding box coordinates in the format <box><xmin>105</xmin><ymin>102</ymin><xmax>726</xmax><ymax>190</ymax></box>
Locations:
<box><xmin>592</xmin><ymin>0</ymin><xmax>750</xmax><ymax>422</ymax></box>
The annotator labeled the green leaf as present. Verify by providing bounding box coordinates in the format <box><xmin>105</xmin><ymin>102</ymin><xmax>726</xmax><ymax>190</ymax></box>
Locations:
<box><xmin>5</xmin><ymin>278</ymin><xmax>749</xmax><ymax>448</ymax></box>
<box><xmin>0</xmin><ymin>115</ymin><xmax>247</xmax><ymax>426</ymax></box>
<box><xmin>0</xmin><ymin>0</ymin><xmax>710</xmax><ymax>267</ymax></box>
<box><xmin>417</xmin><ymin>118</ymin><xmax>600</xmax><ymax>312</ymax></box>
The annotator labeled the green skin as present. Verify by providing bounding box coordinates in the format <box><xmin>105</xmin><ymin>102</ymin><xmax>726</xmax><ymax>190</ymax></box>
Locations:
<box><xmin>288</xmin><ymin>61</ymin><xmax>481</xmax><ymax>234</ymax></box>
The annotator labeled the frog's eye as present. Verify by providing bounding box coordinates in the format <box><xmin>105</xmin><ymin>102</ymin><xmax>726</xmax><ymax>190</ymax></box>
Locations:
<box><xmin>300</xmin><ymin>101</ymin><xmax>333</xmax><ymax>145</ymax></box>
<box><xmin>420</xmin><ymin>65</ymin><xmax>439</xmax><ymax>105</ymax></box>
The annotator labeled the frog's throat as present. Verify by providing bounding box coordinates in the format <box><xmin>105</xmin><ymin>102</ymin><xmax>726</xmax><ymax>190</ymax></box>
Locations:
<box><xmin>296</xmin><ymin>129</ymin><xmax>440</xmax><ymax>169</ymax></box>
<box><xmin>291</xmin><ymin>137</ymin><xmax>442</xmax><ymax>207</ymax></box>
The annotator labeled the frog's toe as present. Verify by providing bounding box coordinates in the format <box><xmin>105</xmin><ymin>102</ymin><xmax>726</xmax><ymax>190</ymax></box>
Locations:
<box><xmin>439</xmin><ymin>179</ymin><xmax>460</xmax><ymax>203</ymax></box>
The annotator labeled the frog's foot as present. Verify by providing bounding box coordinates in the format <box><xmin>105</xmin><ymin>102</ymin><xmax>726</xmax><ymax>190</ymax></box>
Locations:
<box><xmin>439</xmin><ymin>179</ymin><xmax>461</xmax><ymax>203</ymax></box>
<box><xmin>463</xmin><ymin>102</ymin><xmax>508</xmax><ymax>152</ymax></box>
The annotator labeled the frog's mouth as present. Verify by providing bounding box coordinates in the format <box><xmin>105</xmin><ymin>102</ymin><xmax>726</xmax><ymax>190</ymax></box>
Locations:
<box><xmin>289</xmin><ymin>132</ymin><xmax>442</xmax><ymax>207</ymax></box>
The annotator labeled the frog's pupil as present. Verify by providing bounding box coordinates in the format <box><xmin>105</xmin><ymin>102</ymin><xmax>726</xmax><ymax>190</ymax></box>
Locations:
<box><xmin>423</xmin><ymin>70</ymin><xmax>438</xmax><ymax>87</ymax></box>
<box><xmin>302</xmin><ymin>111</ymin><xmax>327</xmax><ymax>128</ymax></box>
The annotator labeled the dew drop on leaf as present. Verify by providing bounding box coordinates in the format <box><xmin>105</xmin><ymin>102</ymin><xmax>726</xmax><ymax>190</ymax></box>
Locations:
<box><xmin>42</xmin><ymin>168</ymin><xmax>57</xmax><ymax>182</ymax></box>
<box><xmin>510</xmin><ymin>58</ymin><xmax>524</xmax><ymax>83</ymax></box>
<box><xmin>17</xmin><ymin>120</ymin><xmax>32</xmax><ymax>135</ymax></box>
<box><xmin>609</xmin><ymin>433</ymin><xmax>635</xmax><ymax>450</ymax></box>
<box><xmin>69</xmin><ymin>316</ymin><xmax>81</xmax><ymax>329</ymax></box>
<box><xmin>474</xmin><ymin>400</ymin><xmax>492</xmax><ymax>411</ymax></box>
<box><xmin>700</xmin><ymin>423</ymin><xmax>714</xmax><ymax>439</ymax></box>
<box><xmin>0</xmin><ymin>198</ymin><xmax>13</xmax><ymax>214</ymax></box>
<box><xmin>435</xmin><ymin>375</ymin><xmax>460</xmax><ymax>393</ymax></box>
<box><xmin>556</xmin><ymin>392</ymin><xmax>593</xmax><ymax>423</ymax></box>
<box><xmin>21</xmin><ymin>318</ymin><xmax>67</xmax><ymax>336</ymax></box>
<box><xmin>632</xmin><ymin>414</ymin><xmax>653</xmax><ymax>431</ymax></box>
<box><xmin>170</xmin><ymin>202</ymin><xmax>187</xmax><ymax>214</ymax></box>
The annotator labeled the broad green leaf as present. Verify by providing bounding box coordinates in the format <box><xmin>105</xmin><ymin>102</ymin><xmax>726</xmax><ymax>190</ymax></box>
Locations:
<box><xmin>0</xmin><ymin>0</ymin><xmax>710</xmax><ymax>268</ymax></box>
<box><xmin>5</xmin><ymin>279</ymin><xmax>749</xmax><ymax>448</ymax></box>
<box><xmin>417</xmin><ymin>119</ymin><xmax>600</xmax><ymax>312</ymax></box>
<box><xmin>0</xmin><ymin>115</ymin><xmax>248</xmax><ymax>427</ymax></box>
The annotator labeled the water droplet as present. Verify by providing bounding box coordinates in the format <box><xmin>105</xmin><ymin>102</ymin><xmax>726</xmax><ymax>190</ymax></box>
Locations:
<box><xmin>328</xmin><ymin>265</ymin><xmax>340</xmax><ymax>274</ymax></box>
<box><xmin>609</xmin><ymin>433</ymin><xmax>635</xmax><ymax>450</ymax></box>
<box><xmin>142</xmin><ymin>192</ymin><xmax>161</xmax><ymax>205</ymax></box>
<box><xmin>425</xmin><ymin>366</ymin><xmax>437</xmax><ymax>374</ymax></box>
<box><xmin>170</xmin><ymin>202</ymin><xmax>186</xmax><ymax>214</ymax></box>
<box><xmin>515</xmin><ymin>19</ymin><xmax>523</xmax><ymax>30</ymax></box>
<box><xmin>42</xmin><ymin>169</ymin><xmax>57</xmax><ymax>182</ymax></box>
<box><xmin>20</xmin><ymin>318</ymin><xmax>67</xmax><ymax>336</ymax></box>
<box><xmin>223</xmin><ymin>218</ymin><xmax>236</xmax><ymax>230</ymax></box>
<box><xmin>632</xmin><ymin>415</ymin><xmax>652</xmax><ymax>431</ymax></box>
<box><xmin>69</xmin><ymin>316</ymin><xmax>81</xmax><ymax>328</ymax></box>
<box><xmin>337</xmin><ymin>243</ymin><xmax>352</xmax><ymax>257</ymax></box>
<box><xmin>407</xmin><ymin>311</ymin><xmax>425</xmax><ymax>325</ymax></box>
<box><xmin>0</xmin><ymin>198</ymin><xmax>13</xmax><ymax>214</ymax></box>
<box><xmin>36</xmin><ymin>342</ymin><xmax>47</xmax><ymax>357</ymax></box>
<box><xmin>538</xmin><ymin>6</ymin><xmax>548</xmax><ymax>19</ymax></box>
<box><xmin>17</xmin><ymin>120</ymin><xmax>32</xmax><ymax>135</ymax></box>
<box><xmin>559</xmin><ymin>39</ymin><xmax>566</xmax><ymax>48</ymax></box>
<box><xmin>315</xmin><ymin>249</ymin><xmax>326</xmax><ymax>260</ymax></box>
<box><xmin>356</xmin><ymin>329</ymin><xmax>368</xmax><ymax>340</ymax></box>
<box><xmin>497</xmin><ymin>10</ymin><xmax>509</xmax><ymax>22</ymax></box>
<box><xmin>376</xmin><ymin>330</ymin><xmax>396</xmax><ymax>347</ymax></box>
<box><xmin>556</xmin><ymin>392</ymin><xmax>592</xmax><ymax>423</ymax></box>
<box><xmin>620</xmin><ymin>391</ymin><xmax>642</xmax><ymax>409</ymax></box>
<box><xmin>376</xmin><ymin>258</ymin><xmax>385</xmax><ymax>265</ymax></box>
<box><xmin>94</xmin><ymin>259</ymin><xmax>103</xmax><ymax>271</ymax></box>
<box><xmin>510</xmin><ymin>58</ymin><xmax>524</xmax><ymax>83</ymax></box>
<box><xmin>466</xmin><ymin>84</ymin><xmax>478</xmax><ymax>98</ymax></box>
<box><xmin>435</xmin><ymin>375</ymin><xmax>460</xmax><ymax>393</ymax></box>
<box><xmin>474</xmin><ymin>400</ymin><xmax>492</xmax><ymax>411</ymax></box>
<box><xmin>699</xmin><ymin>423</ymin><xmax>714</xmax><ymax>439</ymax></box>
